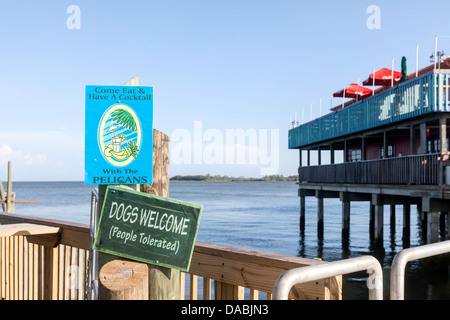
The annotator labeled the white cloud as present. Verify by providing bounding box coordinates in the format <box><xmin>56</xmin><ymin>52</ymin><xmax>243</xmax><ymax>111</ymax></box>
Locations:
<box><xmin>0</xmin><ymin>144</ymin><xmax>47</xmax><ymax>166</ymax></box>
<box><xmin>0</xmin><ymin>130</ymin><xmax>84</xmax><ymax>180</ymax></box>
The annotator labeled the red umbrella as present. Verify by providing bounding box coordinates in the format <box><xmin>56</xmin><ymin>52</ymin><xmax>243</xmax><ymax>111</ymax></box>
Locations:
<box><xmin>333</xmin><ymin>83</ymin><xmax>373</xmax><ymax>99</ymax></box>
<box><xmin>362</xmin><ymin>68</ymin><xmax>402</xmax><ymax>87</ymax></box>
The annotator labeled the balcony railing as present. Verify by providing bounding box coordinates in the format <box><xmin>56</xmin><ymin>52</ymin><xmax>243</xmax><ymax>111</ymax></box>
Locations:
<box><xmin>289</xmin><ymin>71</ymin><xmax>450</xmax><ymax>149</ymax></box>
<box><xmin>298</xmin><ymin>153</ymin><xmax>440</xmax><ymax>185</ymax></box>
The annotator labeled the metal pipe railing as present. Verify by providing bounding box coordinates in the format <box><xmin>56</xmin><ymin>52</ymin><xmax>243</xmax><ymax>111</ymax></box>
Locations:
<box><xmin>272</xmin><ymin>255</ymin><xmax>383</xmax><ymax>300</ymax></box>
<box><xmin>390</xmin><ymin>240</ymin><xmax>450</xmax><ymax>300</ymax></box>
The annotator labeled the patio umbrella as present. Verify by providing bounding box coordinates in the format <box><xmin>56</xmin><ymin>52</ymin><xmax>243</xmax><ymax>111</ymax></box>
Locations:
<box><xmin>333</xmin><ymin>83</ymin><xmax>373</xmax><ymax>99</ymax></box>
<box><xmin>362</xmin><ymin>68</ymin><xmax>402</xmax><ymax>87</ymax></box>
<box><xmin>333</xmin><ymin>83</ymin><xmax>373</xmax><ymax>108</ymax></box>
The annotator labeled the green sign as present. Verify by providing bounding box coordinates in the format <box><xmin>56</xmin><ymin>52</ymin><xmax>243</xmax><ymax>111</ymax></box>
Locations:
<box><xmin>93</xmin><ymin>186</ymin><xmax>202</xmax><ymax>271</ymax></box>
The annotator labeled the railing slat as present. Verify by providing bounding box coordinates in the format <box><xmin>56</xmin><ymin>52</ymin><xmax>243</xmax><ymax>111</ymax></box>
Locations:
<box><xmin>298</xmin><ymin>154</ymin><xmax>440</xmax><ymax>185</ymax></box>
<box><xmin>0</xmin><ymin>213</ymin><xmax>341</xmax><ymax>300</ymax></box>
<box><xmin>189</xmin><ymin>274</ymin><xmax>198</xmax><ymax>300</ymax></box>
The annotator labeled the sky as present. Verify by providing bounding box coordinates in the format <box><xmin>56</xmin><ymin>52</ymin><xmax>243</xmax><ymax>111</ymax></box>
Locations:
<box><xmin>1</xmin><ymin>0</ymin><xmax>450</xmax><ymax>181</ymax></box>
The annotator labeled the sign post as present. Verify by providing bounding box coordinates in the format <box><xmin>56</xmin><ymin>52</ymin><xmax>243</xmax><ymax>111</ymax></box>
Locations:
<box><xmin>87</xmin><ymin>76</ymin><xmax>189</xmax><ymax>299</ymax></box>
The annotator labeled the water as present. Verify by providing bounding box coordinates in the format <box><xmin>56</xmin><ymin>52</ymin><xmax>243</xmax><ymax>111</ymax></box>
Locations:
<box><xmin>6</xmin><ymin>181</ymin><xmax>450</xmax><ymax>300</ymax></box>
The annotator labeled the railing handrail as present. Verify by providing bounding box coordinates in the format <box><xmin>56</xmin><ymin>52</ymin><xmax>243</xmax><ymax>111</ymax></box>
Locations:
<box><xmin>298</xmin><ymin>153</ymin><xmax>440</xmax><ymax>185</ymax></box>
<box><xmin>0</xmin><ymin>211</ymin><xmax>342</xmax><ymax>300</ymax></box>
<box><xmin>289</xmin><ymin>71</ymin><xmax>450</xmax><ymax>149</ymax></box>
<box><xmin>390</xmin><ymin>240</ymin><xmax>450</xmax><ymax>300</ymax></box>
<box><xmin>272</xmin><ymin>255</ymin><xmax>383</xmax><ymax>300</ymax></box>
<box><xmin>300</xmin><ymin>152</ymin><xmax>440</xmax><ymax>169</ymax></box>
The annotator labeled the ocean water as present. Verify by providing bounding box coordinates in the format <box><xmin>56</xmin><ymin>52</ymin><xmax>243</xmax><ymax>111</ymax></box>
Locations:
<box><xmin>5</xmin><ymin>180</ymin><xmax>450</xmax><ymax>300</ymax></box>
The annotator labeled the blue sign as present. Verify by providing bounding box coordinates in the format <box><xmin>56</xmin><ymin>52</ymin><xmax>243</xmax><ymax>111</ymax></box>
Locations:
<box><xmin>85</xmin><ymin>85</ymin><xmax>153</xmax><ymax>185</ymax></box>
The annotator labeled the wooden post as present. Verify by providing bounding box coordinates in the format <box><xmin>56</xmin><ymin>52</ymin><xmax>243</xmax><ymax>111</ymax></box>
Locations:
<box><xmin>317</xmin><ymin>147</ymin><xmax>321</xmax><ymax>165</ymax></box>
<box><xmin>361</xmin><ymin>137</ymin><xmax>366</xmax><ymax>160</ymax></box>
<box><xmin>390</xmin><ymin>204</ymin><xmax>396</xmax><ymax>233</ymax></box>
<box><xmin>0</xmin><ymin>173</ymin><xmax>6</xmax><ymax>212</ymax></box>
<box><xmin>372</xmin><ymin>194</ymin><xmax>384</xmax><ymax>246</ymax></box>
<box><xmin>410</xmin><ymin>125</ymin><xmax>416</xmax><ymax>155</ymax></box>
<box><xmin>316</xmin><ymin>190</ymin><xmax>324</xmax><ymax>235</ymax></box>
<box><xmin>340</xmin><ymin>192</ymin><xmax>350</xmax><ymax>235</ymax></box>
<box><xmin>440</xmin><ymin>212</ymin><xmax>446</xmax><ymax>238</ymax></box>
<box><xmin>402</xmin><ymin>204</ymin><xmax>410</xmax><ymax>247</ymax></box>
<box><xmin>330</xmin><ymin>144</ymin><xmax>335</xmax><ymax>164</ymax></box>
<box><xmin>300</xmin><ymin>195</ymin><xmax>305</xmax><ymax>231</ymax></box>
<box><xmin>97</xmin><ymin>76</ymin><xmax>180</xmax><ymax>300</ymax></box>
<box><xmin>7</xmin><ymin>161</ymin><xmax>13</xmax><ymax>213</ymax></box>
<box><xmin>447</xmin><ymin>212</ymin><xmax>450</xmax><ymax>240</ymax></box>
<box><xmin>440</xmin><ymin>118</ymin><xmax>447</xmax><ymax>154</ymax></box>
<box><xmin>99</xmin><ymin>260</ymin><xmax>149</xmax><ymax>300</ymax></box>
<box><xmin>299</xmin><ymin>149</ymin><xmax>302</xmax><ymax>167</ymax></box>
<box><xmin>420</xmin><ymin>123</ymin><xmax>427</xmax><ymax>154</ymax></box>
<box><xmin>427</xmin><ymin>211</ymin><xmax>439</xmax><ymax>243</ymax></box>
<box><xmin>369</xmin><ymin>203</ymin><xmax>375</xmax><ymax>241</ymax></box>
<box><xmin>142</xmin><ymin>129</ymin><xmax>180</xmax><ymax>300</ymax></box>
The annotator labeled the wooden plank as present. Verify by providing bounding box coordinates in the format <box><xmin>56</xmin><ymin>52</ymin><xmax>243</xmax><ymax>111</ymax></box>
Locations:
<box><xmin>219</xmin><ymin>283</ymin><xmax>244</xmax><ymax>300</ymax></box>
<box><xmin>52</xmin><ymin>246</ymin><xmax>59</xmax><ymax>300</ymax></box>
<box><xmin>0</xmin><ymin>176</ymin><xmax>6</xmax><ymax>211</ymax></box>
<box><xmin>1</xmin><ymin>237</ymin><xmax>4</xmax><ymax>298</ymax></box>
<box><xmin>6</xmin><ymin>236</ymin><xmax>10</xmax><ymax>299</ymax></box>
<box><xmin>189</xmin><ymin>274</ymin><xmax>198</xmax><ymax>300</ymax></box>
<box><xmin>203</xmin><ymin>277</ymin><xmax>211</xmax><ymax>300</ymax></box>
<box><xmin>190</xmin><ymin>242</ymin><xmax>337</xmax><ymax>300</ymax></box>
<box><xmin>37</xmin><ymin>245</ymin><xmax>43</xmax><ymax>300</ymax></box>
<box><xmin>43</xmin><ymin>246</ymin><xmax>55</xmax><ymax>300</ymax></box>
<box><xmin>0</xmin><ymin>213</ymin><xmax>89</xmax><ymax>249</ymax></box>
<box><xmin>0</xmin><ymin>223</ymin><xmax>60</xmax><ymax>238</ymax></box>
<box><xmin>7</xmin><ymin>162</ymin><xmax>12</xmax><ymax>213</ymax></box>
<box><xmin>179</xmin><ymin>272</ymin><xmax>185</xmax><ymax>300</ymax></box>
<box><xmin>70</xmin><ymin>246</ymin><xmax>76</xmax><ymax>300</ymax></box>
<box><xmin>23</xmin><ymin>237</ymin><xmax>28</xmax><ymax>300</ymax></box>
<box><xmin>18</xmin><ymin>236</ymin><xmax>23</xmax><ymax>300</ymax></box>
<box><xmin>64</xmin><ymin>245</ymin><xmax>70</xmax><ymax>300</ymax></box>
<box><xmin>250</xmin><ymin>289</ymin><xmax>259</xmax><ymax>300</ymax></box>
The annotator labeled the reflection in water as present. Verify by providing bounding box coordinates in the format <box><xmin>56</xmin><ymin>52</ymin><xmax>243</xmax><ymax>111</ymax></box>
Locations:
<box><xmin>298</xmin><ymin>203</ymin><xmax>450</xmax><ymax>300</ymax></box>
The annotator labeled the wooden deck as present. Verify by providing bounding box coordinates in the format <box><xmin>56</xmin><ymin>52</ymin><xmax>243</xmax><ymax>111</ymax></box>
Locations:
<box><xmin>0</xmin><ymin>212</ymin><xmax>341</xmax><ymax>300</ymax></box>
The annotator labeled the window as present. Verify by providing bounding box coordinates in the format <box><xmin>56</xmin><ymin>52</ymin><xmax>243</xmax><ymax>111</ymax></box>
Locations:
<box><xmin>380</xmin><ymin>145</ymin><xmax>395</xmax><ymax>158</ymax></box>
<box><xmin>427</xmin><ymin>138</ymin><xmax>449</xmax><ymax>153</ymax></box>
<box><xmin>349</xmin><ymin>149</ymin><xmax>361</xmax><ymax>162</ymax></box>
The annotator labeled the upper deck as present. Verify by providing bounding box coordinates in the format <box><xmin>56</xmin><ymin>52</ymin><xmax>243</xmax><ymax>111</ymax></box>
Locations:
<box><xmin>289</xmin><ymin>62</ymin><xmax>450</xmax><ymax>149</ymax></box>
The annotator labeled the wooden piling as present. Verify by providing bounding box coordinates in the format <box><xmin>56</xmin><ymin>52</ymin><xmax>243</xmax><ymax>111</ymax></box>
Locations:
<box><xmin>372</xmin><ymin>194</ymin><xmax>384</xmax><ymax>245</ymax></box>
<box><xmin>300</xmin><ymin>195</ymin><xmax>305</xmax><ymax>231</ymax></box>
<box><xmin>390</xmin><ymin>205</ymin><xmax>396</xmax><ymax>233</ymax></box>
<box><xmin>7</xmin><ymin>162</ymin><xmax>12</xmax><ymax>213</ymax></box>
<box><xmin>316</xmin><ymin>190</ymin><xmax>324</xmax><ymax>235</ymax></box>
<box><xmin>340</xmin><ymin>192</ymin><xmax>350</xmax><ymax>235</ymax></box>
<box><xmin>402</xmin><ymin>204</ymin><xmax>410</xmax><ymax>247</ymax></box>
<box><xmin>99</xmin><ymin>260</ymin><xmax>149</xmax><ymax>300</ymax></box>
<box><xmin>426</xmin><ymin>212</ymin><xmax>439</xmax><ymax>243</ymax></box>
<box><xmin>448</xmin><ymin>212</ymin><xmax>450</xmax><ymax>240</ymax></box>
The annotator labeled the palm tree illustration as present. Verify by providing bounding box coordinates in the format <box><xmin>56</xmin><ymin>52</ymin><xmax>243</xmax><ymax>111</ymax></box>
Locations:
<box><xmin>104</xmin><ymin>108</ymin><xmax>140</xmax><ymax>160</ymax></box>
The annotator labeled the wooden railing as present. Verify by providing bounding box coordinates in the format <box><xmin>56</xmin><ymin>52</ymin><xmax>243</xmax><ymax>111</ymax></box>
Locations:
<box><xmin>299</xmin><ymin>153</ymin><xmax>440</xmax><ymax>185</ymax></box>
<box><xmin>0</xmin><ymin>212</ymin><xmax>341</xmax><ymax>300</ymax></box>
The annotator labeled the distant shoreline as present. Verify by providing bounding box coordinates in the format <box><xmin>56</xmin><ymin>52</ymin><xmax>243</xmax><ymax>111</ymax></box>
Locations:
<box><xmin>169</xmin><ymin>174</ymin><xmax>298</xmax><ymax>182</ymax></box>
